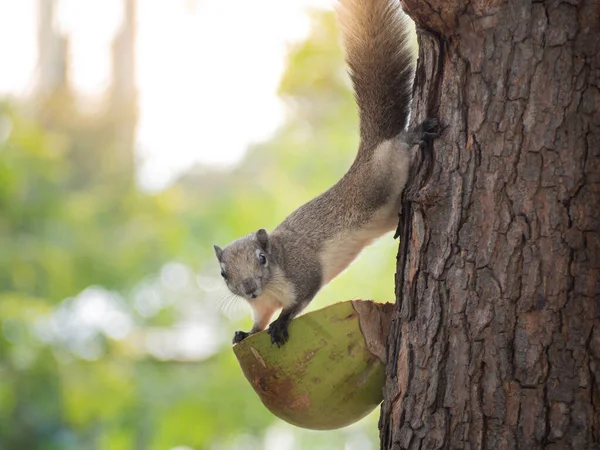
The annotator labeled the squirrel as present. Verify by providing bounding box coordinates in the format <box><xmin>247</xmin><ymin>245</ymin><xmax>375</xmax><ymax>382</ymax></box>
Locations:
<box><xmin>213</xmin><ymin>0</ymin><xmax>438</xmax><ymax>347</ymax></box>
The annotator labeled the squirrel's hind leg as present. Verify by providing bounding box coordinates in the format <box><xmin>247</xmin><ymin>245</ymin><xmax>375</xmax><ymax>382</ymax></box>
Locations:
<box><xmin>415</xmin><ymin>118</ymin><xmax>440</xmax><ymax>147</ymax></box>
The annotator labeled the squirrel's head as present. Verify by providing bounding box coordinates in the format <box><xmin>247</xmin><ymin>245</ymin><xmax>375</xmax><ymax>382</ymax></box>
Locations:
<box><xmin>213</xmin><ymin>229</ymin><xmax>274</xmax><ymax>300</ymax></box>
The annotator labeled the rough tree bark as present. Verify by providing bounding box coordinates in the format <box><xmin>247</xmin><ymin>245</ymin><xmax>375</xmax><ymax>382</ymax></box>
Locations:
<box><xmin>380</xmin><ymin>0</ymin><xmax>600</xmax><ymax>448</ymax></box>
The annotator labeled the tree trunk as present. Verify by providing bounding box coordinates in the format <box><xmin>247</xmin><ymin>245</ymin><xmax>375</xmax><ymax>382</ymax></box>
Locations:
<box><xmin>380</xmin><ymin>1</ymin><xmax>600</xmax><ymax>448</ymax></box>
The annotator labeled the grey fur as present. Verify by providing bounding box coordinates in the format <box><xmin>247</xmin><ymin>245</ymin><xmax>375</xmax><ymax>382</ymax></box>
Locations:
<box><xmin>217</xmin><ymin>232</ymin><xmax>272</xmax><ymax>300</ymax></box>
<box><xmin>215</xmin><ymin>0</ymin><xmax>424</xmax><ymax>346</ymax></box>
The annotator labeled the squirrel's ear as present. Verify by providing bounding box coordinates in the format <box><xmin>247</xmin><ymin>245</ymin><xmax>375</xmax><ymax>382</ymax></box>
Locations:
<box><xmin>213</xmin><ymin>245</ymin><xmax>223</xmax><ymax>260</ymax></box>
<box><xmin>256</xmin><ymin>229</ymin><xmax>269</xmax><ymax>250</ymax></box>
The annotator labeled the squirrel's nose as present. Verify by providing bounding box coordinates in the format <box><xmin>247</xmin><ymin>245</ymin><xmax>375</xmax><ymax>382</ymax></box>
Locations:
<box><xmin>241</xmin><ymin>279</ymin><xmax>258</xmax><ymax>297</ymax></box>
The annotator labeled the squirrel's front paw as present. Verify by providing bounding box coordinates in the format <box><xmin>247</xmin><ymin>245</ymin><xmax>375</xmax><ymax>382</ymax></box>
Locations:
<box><xmin>232</xmin><ymin>330</ymin><xmax>250</xmax><ymax>344</ymax></box>
<box><xmin>268</xmin><ymin>320</ymin><xmax>290</xmax><ymax>348</ymax></box>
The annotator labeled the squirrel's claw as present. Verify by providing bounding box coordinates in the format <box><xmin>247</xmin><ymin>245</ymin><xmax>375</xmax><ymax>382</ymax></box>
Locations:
<box><xmin>268</xmin><ymin>319</ymin><xmax>290</xmax><ymax>347</ymax></box>
<box><xmin>420</xmin><ymin>117</ymin><xmax>439</xmax><ymax>134</ymax></box>
<box><xmin>418</xmin><ymin>117</ymin><xmax>440</xmax><ymax>148</ymax></box>
<box><xmin>232</xmin><ymin>330</ymin><xmax>249</xmax><ymax>344</ymax></box>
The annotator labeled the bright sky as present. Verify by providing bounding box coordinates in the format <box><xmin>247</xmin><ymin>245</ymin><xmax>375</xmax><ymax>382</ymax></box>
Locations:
<box><xmin>0</xmin><ymin>0</ymin><xmax>334</xmax><ymax>191</ymax></box>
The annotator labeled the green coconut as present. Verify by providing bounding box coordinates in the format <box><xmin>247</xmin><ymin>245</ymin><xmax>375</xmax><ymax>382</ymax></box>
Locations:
<box><xmin>233</xmin><ymin>300</ymin><xmax>393</xmax><ymax>430</ymax></box>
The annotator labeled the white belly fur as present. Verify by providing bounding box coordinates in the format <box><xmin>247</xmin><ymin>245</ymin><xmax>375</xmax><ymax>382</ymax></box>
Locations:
<box><xmin>258</xmin><ymin>266</ymin><xmax>296</xmax><ymax>309</ymax></box>
<box><xmin>319</xmin><ymin>138</ymin><xmax>411</xmax><ymax>285</ymax></box>
<box><xmin>250</xmin><ymin>267</ymin><xmax>297</xmax><ymax>329</ymax></box>
<box><xmin>319</xmin><ymin>205</ymin><xmax>397</xmax><ymax>285</ymax></box>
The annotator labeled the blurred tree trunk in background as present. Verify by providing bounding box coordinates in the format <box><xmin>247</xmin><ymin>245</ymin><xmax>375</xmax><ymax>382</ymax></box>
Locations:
<box><xmin>381</xmin><ymin>0</ymin><xmax>600</xmax><ymax>448</ymax></box>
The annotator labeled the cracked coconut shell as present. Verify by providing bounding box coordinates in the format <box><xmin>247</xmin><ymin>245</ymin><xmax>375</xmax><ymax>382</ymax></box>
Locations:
<box><xmin>233</xmin><ymin>300</ymin><xmax>393</xmax><ymax>430</ymax></box>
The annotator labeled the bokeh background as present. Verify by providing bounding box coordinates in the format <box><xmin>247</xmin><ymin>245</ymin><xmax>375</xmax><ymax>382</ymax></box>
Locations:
<box><xmin>0</xmin><ymin>1</ymin><xmax>401</xmax><ymax>448</ymax></box>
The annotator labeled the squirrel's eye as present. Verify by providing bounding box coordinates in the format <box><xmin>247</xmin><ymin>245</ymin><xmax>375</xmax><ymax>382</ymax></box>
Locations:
<box><xmin>258</xmin><ymin>253</ymin><xmax>267</xmax><ymax>265</ymax></box>
<box><xmin>220</xmin><ymin>269</ymin><xmax>226</xmax><ymax>278</ymax></box>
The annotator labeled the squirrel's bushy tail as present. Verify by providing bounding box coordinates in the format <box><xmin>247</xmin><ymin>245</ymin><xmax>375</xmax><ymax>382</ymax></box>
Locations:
<box><xmin>336</xmin><ymin>0</ymin><xmax>415</xmax><ymax>149</ymax></box>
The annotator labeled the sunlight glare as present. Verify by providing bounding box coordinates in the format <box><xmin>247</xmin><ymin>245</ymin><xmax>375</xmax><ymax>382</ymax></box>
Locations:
<box><xmin>0</xmin><ymin>0</ymin><xmax>335</xmax><ymax>191</ymax></box>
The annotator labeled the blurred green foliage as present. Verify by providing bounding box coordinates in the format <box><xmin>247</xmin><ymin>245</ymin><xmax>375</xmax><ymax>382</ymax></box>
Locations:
<box><xmin>0</xmin><ymin>10</ymin><xmax>398</xmax><ymax>450</ymax></box>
